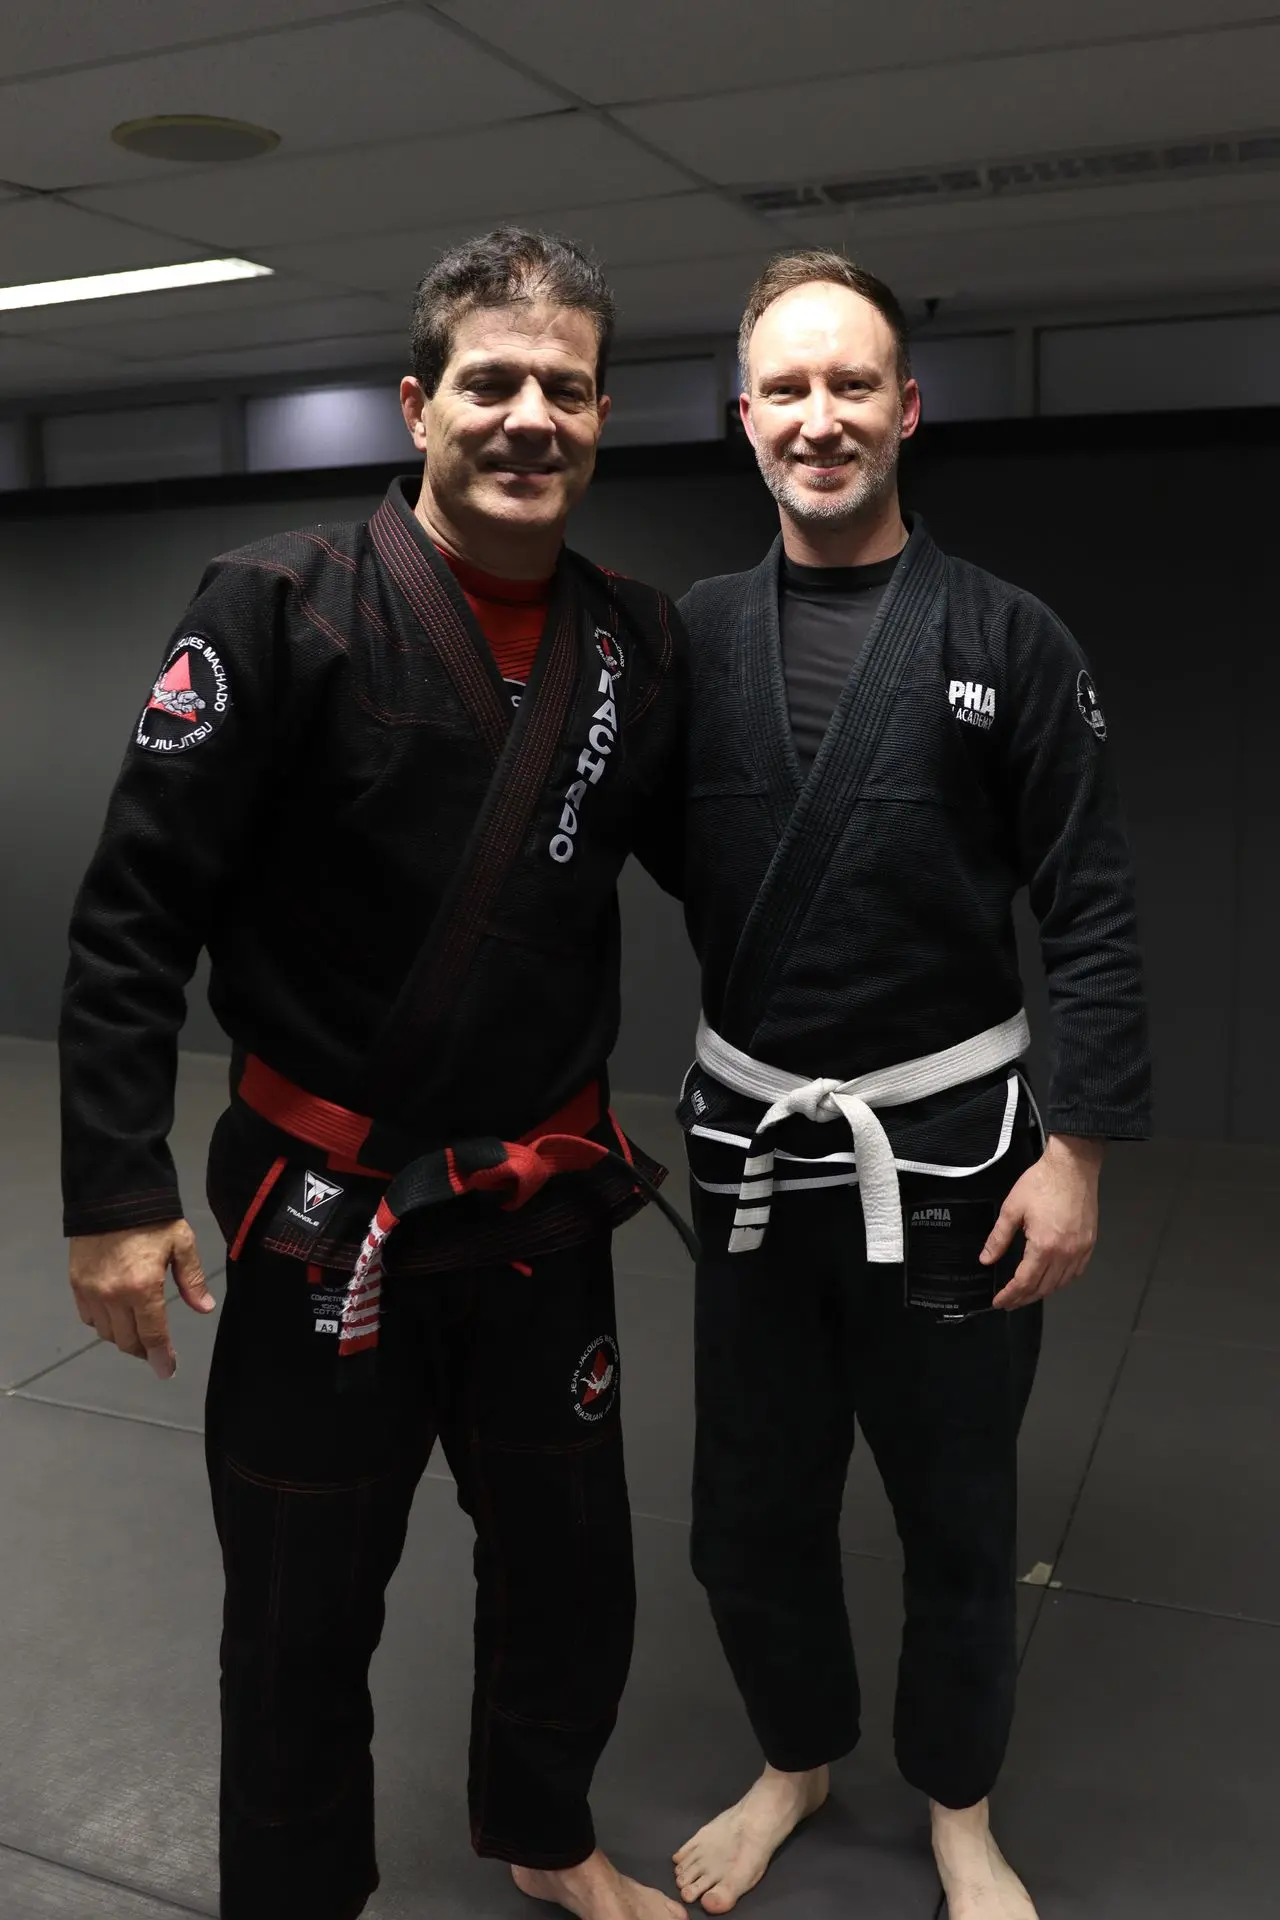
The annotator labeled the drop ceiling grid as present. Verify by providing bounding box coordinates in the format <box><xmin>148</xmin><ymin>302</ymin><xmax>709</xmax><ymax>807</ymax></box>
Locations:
<box><xmin>255</xmin><ymin>191</ymin><xmax>782</xmax><ymax>296</ymax></box>
<box><xmin>0</xmin><ymin>1</ymin><xmax>394</xmax><ymax>85</ymax></box>
<box><xmin>430</xmin><ymin>0</ymin><xmax>1280</xmax><ymax>105</ymax></box>
<box><xmin>0</xmin><ymin>11</ymin><xmax>565</xmax><ymax>192</ymax></box>
<box><xmin>0</xmin><ymin>0</ymin><xmax>1275</xmax><ymax>397</ymax></box>
<box><xmin>612</xmin><ymin>23</ymin><xmax>1280</xmax><ymax>183</ymax></box>
<box><xmin>63</xmin><ymin>114</ymin><xmax>692</xmax><ymax>248</ymax></box>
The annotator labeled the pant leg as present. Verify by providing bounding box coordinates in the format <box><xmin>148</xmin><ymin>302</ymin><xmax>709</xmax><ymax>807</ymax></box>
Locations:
<box><xmin>689</xmin><ymin>1181</ymin><xmax>861</xmax><ymax>1772</ymax></box>
<box><xmin>205</xmin><ymin>1244</ymin><xmax>437</xmax><ymax>1920</ymax></box>
<box><xmin>433</xmin><ymin>1233</ymin><xmax>634</xmax><ymax>1869</ymax></box>
<box><xmin>852</xmin><ymin>1135</ymin><xmax>1044</xmax><ymax>1809</ymax></box>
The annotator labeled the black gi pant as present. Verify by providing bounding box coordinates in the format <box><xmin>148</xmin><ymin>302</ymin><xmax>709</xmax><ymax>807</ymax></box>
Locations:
<box><xmin>688</xmin><ymin>1119</ymin><xmax>1042</xmax><ymax>1811</ymax></box>
<box><xmin>204</xmin><ymin>1229</ymin><xmax>633</xmax><ymax>1920</ymax></box>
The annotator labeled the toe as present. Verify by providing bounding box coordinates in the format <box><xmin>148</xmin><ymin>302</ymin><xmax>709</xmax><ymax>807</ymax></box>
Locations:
<box><xmin>702</xmin><ymin>1887</ymin><xmax>739</xmax><ymax>1916</ymax></box>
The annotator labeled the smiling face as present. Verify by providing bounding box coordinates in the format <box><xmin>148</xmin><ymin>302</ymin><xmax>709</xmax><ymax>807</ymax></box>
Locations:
<box><xmin>402</xmin><ymin>299</ymin><xmax>610</xmax><ymax>560</ymax></box>
<box><xmin>741</xmin><ymin>280</ymin><xmax>919</xmax><ymax>532</ymax></box>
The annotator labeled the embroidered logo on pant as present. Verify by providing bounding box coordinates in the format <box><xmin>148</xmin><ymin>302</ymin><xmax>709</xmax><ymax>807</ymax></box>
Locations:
<box><xmin>571</xmin><ymin>1335</ymin><xmax>620</xmax><ymax>1423</ymax></box>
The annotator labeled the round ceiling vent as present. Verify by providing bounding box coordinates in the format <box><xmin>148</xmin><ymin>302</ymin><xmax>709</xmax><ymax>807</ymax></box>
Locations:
<box><xmin>111</xmin><ymin>116</ymin><xmax>281</xmax><ymax>163</ymax></box>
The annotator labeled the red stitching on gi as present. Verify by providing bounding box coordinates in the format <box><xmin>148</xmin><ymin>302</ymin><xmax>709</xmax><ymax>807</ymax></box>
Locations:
<box><xmin>229</xmin><ymin>1156</ymin><xmax>288</xmax><ymax>1262</ymax></box>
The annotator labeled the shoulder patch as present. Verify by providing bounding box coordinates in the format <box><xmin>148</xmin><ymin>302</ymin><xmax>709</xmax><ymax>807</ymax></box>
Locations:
<box><xmin>1075</xmin><ymin>668</ymin><xmax>1107</xmax><ymax>742</ymax></box>
<box><xmin>136</xmin><ymin>634</ymin><xmax>231</xmax><ymax>754</ymax></box>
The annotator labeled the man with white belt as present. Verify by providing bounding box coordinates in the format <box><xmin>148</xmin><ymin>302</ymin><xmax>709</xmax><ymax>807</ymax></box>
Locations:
<box><xmin>669</xmin><ymin>250</ymin><xmax>1150</xmax><ymax>1920</ymax></box>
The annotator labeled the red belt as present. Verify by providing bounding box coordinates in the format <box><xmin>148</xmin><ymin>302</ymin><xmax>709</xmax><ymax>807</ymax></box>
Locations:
<box><xmin>237</xmin><ymin>1053</ymin><xmax>607</xmax><ymax>1179</ymax></box>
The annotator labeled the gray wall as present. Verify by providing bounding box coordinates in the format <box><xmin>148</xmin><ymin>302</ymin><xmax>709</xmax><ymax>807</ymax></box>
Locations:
<box><xmin>1</xmin><ymin>436</ymin><xmax>1275</xmax><ymax>1138</ymax></box>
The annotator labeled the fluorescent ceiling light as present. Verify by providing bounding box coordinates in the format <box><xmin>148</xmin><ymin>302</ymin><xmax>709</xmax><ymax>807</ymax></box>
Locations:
<box><xmin>0</xmin><ymin>257</ymin><xmax>273</xmax><ymax>313</ymax></box>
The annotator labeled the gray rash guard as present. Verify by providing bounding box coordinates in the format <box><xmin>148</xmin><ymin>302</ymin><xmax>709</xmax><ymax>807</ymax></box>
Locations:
<box><xmin>781</xmin><ymin>549</ymin><xmax>901</xmax><ymax>774</ymax></box>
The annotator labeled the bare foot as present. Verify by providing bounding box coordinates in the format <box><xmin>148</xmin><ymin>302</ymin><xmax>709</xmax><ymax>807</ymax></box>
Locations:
<box><xmin>513</xmin><ymin>1849</ymin><xmax>685</xmax><ymax>1920</ymax></box>
<box><xmin>672</xmin><ymin>1765</ymin><xmax>829</xmax><ymax>1912</ymax></box>
<box><xmin>931</xmin><ymin>1800</ymin><xmax>1038</xmax><ymax>1918</ymax></box>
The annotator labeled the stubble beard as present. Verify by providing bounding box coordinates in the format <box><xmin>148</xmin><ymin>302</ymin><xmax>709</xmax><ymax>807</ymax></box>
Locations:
<box><xmin>756</xmin><ymin>422</ymin><xmax>902</xmax><ymax>527</ymax></box>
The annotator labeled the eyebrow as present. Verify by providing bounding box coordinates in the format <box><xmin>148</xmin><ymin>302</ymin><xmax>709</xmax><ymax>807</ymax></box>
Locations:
<box><xmin>456</xmin><ymin>356</ymin><xmax>592</xmax><ymax>387</ymax></box>
<box><xmin>757</xmin><ymin>362</ymin><xmax>881</xmax><ymax>384</ymax></box>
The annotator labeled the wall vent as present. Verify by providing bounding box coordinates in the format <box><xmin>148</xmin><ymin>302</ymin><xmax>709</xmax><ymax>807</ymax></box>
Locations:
<box><xmin>740</xmin><ymin>130</ymin><xmax>1280</xmax><ymax>216</ymax></box>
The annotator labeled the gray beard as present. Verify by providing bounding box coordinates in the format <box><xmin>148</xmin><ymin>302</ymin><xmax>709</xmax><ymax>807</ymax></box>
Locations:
<box><xmin>755</xmin><ymin>430</ymin><xmax>901</xmax><ymax>527</ymax></box>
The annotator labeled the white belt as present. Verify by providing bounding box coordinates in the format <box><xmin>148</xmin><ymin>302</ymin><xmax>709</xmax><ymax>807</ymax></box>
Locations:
<box><xmin>695</xmin><ymin>1009</ymin><xmax>1031</xmax><ymax>1263</ymax></box>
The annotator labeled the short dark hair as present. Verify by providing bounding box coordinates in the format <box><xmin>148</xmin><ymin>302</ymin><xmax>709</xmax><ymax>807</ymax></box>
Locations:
<box><xmin>410</xmin><ymin>227</ymin><xmax>615</xmax><ymax>397</ymax></box>
<box><xmin>739</xmin><ymin>248</ymin><xmax>912</xmax><ymax>389</ymax></box>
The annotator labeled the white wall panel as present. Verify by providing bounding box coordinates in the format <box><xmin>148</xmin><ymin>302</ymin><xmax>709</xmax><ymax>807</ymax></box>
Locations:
<box><xmin>42</xmin><ymin>402</ymin><xmax>223</xmax><ymax>487</ymax></box>
<box><xmin>912</xmin><ymin>333</ymin><xmax>1016</xmax><ymax>422</ymax></box>
<box><xmin>245</xmin><ymin>384</ymin><xmax>410</xmax><ymax>471</ymax></box>
<box><xmin>1040</xmin><ymin>312</ymin><xmax>1280</xmax><ymax>415</ymax></box>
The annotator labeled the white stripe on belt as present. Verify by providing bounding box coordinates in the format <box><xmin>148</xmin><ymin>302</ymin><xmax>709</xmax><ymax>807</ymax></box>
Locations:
<box><xmin>694</xmin><ymin>1010</ymin><xmax>1031</xmax><ymax>1263</ymax></box>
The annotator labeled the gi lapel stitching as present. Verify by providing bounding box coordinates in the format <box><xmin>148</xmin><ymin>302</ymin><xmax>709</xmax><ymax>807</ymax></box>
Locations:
<box><xmin>359</xmin><ymin>572</ymin><xmax>583</xmax><ymax>1114</ymax></box>
<box><xmin>369</xmin><ymin>487</ymin><xmax>509</xmax><ymax>761</ymax></box>
<box><xmin>739</xmin><ymin>537</ymin><xmax>803</xmax><ymax>838</ymax></box>
<box><xmin>720</xmin><ymin>521</ymin><xmax>947</xmax><ymax>1047</ymax></box>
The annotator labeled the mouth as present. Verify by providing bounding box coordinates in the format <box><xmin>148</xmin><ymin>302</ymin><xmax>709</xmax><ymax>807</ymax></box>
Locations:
<box><xmin>483</xmin><ymin>458</ymin><xmax>563</xmax><ymax>478</ymax></box>
<box><xmin>791</xmin><ymin>451</ymin><xmax>857</xmax><ymax>474</ymax></box>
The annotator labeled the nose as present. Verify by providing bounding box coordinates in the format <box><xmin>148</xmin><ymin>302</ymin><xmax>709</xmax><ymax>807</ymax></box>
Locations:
<box><xmin>505</xmin><ymin>375</ymin><xmax>555</xmax><ymax>437</ymax></box>
<box><xmin>799</xmin><ymin>384</ymin><xmax>839</xmax><ymax>441</ymax></box>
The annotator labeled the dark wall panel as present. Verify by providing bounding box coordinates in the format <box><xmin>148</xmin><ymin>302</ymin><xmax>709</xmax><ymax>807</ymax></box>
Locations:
<box><xmin>2</xmin><ymin>423</ymin><xmax>1277</xmax><ymax>1137</ymax></box>
<box><xmin>905</xmin><ymin>440</ymin><xmax>1249</xmax><ymax>1140</ymax></box>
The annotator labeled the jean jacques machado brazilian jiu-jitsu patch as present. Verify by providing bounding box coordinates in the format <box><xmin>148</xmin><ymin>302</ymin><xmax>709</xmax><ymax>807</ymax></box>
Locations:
<box><xmin>136</xmin><ymin>635</ymin><xmax>230</xmax><ymax>753</ymax></box>
<box><xmin>571</xmin><ymin>1335</ymin><xmax>619</xmax><ymax>1423</ymax></box>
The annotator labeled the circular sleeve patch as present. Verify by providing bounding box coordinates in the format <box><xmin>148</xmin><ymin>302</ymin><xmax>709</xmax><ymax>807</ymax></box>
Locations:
<box><xmin>135</xmin><ymin>635</ymin><xmax>231</xmax><ymax>754</ymax></box>
<box><xmin>1075</xmin><ymin>668</ymin><xmax>1107</xmax><ymax>742</ymax></box>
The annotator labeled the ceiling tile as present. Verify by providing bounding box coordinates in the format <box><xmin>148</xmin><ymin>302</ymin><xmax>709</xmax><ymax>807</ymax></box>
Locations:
<box><xmin>0</xmin><ymin>334</ymin><xmax>132</xmax><ymax>396</ymax></box>
<box><xmin>435</xmin><ymin>0</ymin><xmax>1280</xmax><ymax>104</ymax></box>
<box><xmin>67</xmin><ymin>113</ymin><xmax>690</xmax><ymax>247</ymax></box>
<box><xmin>93</xmin><ymin>332</ymin><xmax>409</xmax><ymax>386</ymax></box>
<box><xmin>0</xmin><ymin>12</ymin><xmax>563</xmax><ymax>192</ymax></box>
<box><xmin>0</xmin><ymin>197</ymin><xmax>207</xmax><ymax>285</ymax></box>
<box><xmin>614</xmin><ymin>25</ymin><xmax>1280</xmax><ymax>182</ymax></box>
<box><xmin>257</xmin><ymin>192</ymin><xmax>773</xmax><ymax>298</ymax></box>
<box><xmin>0</xmin><ymin>2</ymin><xmax>390</xmax><ymax>82</ymax></box>
<box><xmin>841</xmin><ymin>202</ymin><xmax>1280</xmax><ymax>307</ymax></box>
<box><xmin>756</xmin><ymin>166</ymin><xmax>1280</xmax><ymax>265</ymax></box>
<box><xmin>39</xmin><ymin>293</ymin><xmax>406</xmax><ymax>360</ymax></box>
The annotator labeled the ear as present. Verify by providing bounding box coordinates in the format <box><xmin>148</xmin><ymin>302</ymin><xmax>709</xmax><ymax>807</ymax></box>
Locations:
<box><xmin>900</xmin><ymin>377</ymin><xmax>922</xmax><ymax>441</ymax></box>
<box><xmin>596</xmin><ymin>391</ymin><xmax>611</xmax><ymax>434</ymax></box>
<box><xmin>401</xmin><ymin>376</ymin><xmax>430</xmax><ymax>451</ymax></box>
<box><xmin>738</xmin><ymin>389</ymin><xmax>759</xmax><ymax>449</ymax></box>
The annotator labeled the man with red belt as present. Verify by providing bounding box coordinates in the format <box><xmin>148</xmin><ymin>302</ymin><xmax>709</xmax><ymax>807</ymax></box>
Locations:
<box><xmin>59</xmin><ymin>229</ymin><xmax>687</xmax><ymax>1920</ymax></box>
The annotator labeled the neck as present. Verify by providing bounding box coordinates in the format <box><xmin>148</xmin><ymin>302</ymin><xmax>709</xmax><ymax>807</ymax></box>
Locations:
<box><xmin>414</xmin><ymin>471</ymin><xmax>562</xmax><ymax>581</ymax></box>
<box><xmin>780</xmin><ymin>488</ymin><xmax>908</xmax><ymax>569</ymax></box>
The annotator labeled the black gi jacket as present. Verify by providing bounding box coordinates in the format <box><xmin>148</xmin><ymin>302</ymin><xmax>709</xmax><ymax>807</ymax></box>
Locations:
<box><xmin>678</xmin><ymin>519</ymin><xmax>1151</xmax><ymax>1173</ymax></box>
<box><xmin>60</xmin><ymin>477</ymin><xmax>686</xmax><ymax>1270</ymax></box>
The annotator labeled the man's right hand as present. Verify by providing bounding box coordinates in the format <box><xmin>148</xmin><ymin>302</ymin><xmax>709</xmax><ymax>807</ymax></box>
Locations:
<box><xmin>69</xmin><ymin>1221</ymin><xmax>217</xmax><ymax>1379</ymax></box>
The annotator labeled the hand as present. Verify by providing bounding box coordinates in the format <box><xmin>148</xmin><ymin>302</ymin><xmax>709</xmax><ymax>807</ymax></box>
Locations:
<box><xmin>980</xmin><ymin>1134</ymin><xmax>1104</xmax><ymax>1310</ymax></box>
<box><xmin>68</xmin><ymin>1220</ymin><xmax>216</xmax><ymax>1378</ymax></box>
